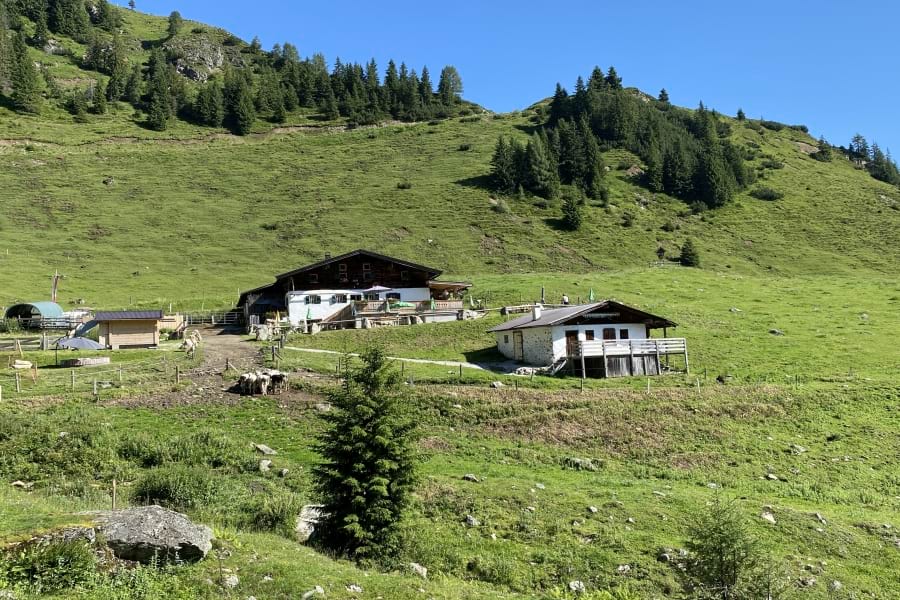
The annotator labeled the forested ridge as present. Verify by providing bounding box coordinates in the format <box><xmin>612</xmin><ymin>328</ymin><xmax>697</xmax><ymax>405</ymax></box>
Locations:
<box><xmin>491</xmin><ymin>66</ymin><xmax>900</xmax><ymax>210</ymax></box>
<box><xmin>0</xmin><ymin>0</ymin><xmax>471</xmax><ymax>134</ymax></box>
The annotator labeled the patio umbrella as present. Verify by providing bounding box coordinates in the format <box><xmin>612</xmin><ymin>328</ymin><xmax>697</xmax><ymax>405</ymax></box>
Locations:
<box><xmin>54</xmin><ymin>336</ymin><xmax>106</xmax><ymax>365</ymax></box>
<box><xmin>362</xmin><ymin>285</ymin><xmax>392</xmax><ymax>293</ymax></box>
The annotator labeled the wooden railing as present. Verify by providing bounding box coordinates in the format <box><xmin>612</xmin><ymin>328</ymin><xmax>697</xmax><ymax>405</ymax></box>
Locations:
<box><xmin>352</xmin><ymin>300</ymin><xmax>464</xmax><ymax>314</ymax></box>
<box><xmin>578</xmin><ymin>338</ymin><xmax>687</xmax><ymax>358</ymax></box>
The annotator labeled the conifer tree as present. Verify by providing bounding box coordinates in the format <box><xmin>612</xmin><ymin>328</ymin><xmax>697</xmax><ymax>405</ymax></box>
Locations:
<box><xmin>587</xmin><ymin>66</ymin><xmax>606</xmax><ymax>93</ymax></box>
<box><xmin>491</xmin><ymin>137</ymin><xmax>518</xmax><ymax>194</ymax></box>
<box><xmin>11</xmin><ymin>31</ymin><xmax>41</xmax><ymax>113</ymax></box>
<box><xmin>605</xmin><ymin>66</ymin><xmax>622</xmax><ymax>89</ymax></box>
<box><xmin>167</xmin><ymin>11</ymin><xmax>182</xmax><ymax>38</ymax></box>
<box><xmin>49</xmin><ymin>0</ymin><xmax>89</xmax><ymax>41</ymax></box>
<box><xmin>145</xmin><ymin>49</ymin><xmax>173</xmax><ymax>130</ymax></box>
<box><xmin>548</xmin><ymin>83</ymin><xmax>569</xmax><ymax>125</ymax></box>
<box><xmin>92</xmin><ymin>79</ymin><xmax>107</xmax><ymax>114</ymax></box>
<box><xmin>418</xmin><ymin>65</ymin><xmax>432</xmax><ymax>106</ymax></box>
<box><xmin>525</xmin><ymin>134</ymin><xmax>559</xmax><ymax>199</ymax></box>
<box><xmin>561</xmin><ymin>189</ymin><xmax>583</xmax><ymax>230</ymax></box>
<box><xmin>313</xmin><ymin>348</ymin><xmax>418</xmax><ymax>560</ymax></box>
<box><xmin>224</xmin><ymin>68</ymin><xmax>256</xmax><ymax>134</ymax></box>
<box><xmin>194</xmin><ymin>80</ymin><xmax>224</xmax><ymax>126</ymax></box>
<box><xmin>437</xmin><ymin>65</ymin><xmax>462</xmax><ymax>105</ymax></box>
<box><xmin>658</xmin><ymin>88</ymin><xmax>669</xmax><ymax>103</ymax></box>
<box><xmin>736</xmin><ymin>108</ymin><xmax>745</xmax><ymax>121</ymax></box>
<box><xmin>124</xmin><ymin>63</ymin><xmax>142</xmax><ymax>104</ymax></box>
<box><xmin>0</xmin><ymin>3</ymin><xmax>10</xmax><ymax>92</ymax></box>
<box><xmin>105</xmin><ymin>35</ymin><xmax>128</xmax><ymax>100</ymax></box>
<box><xmin>679</xmin><ymin>238</ymin><xmax>700</xmax><ymax>267</ymax></box>
<box><xmin>32</xmin><ymin>6</ymin><xmax>49</xmax><ymax>47</ymax></box>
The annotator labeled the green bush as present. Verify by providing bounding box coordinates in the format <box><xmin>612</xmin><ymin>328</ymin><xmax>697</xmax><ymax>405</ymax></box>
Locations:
<box><xmin>492</xmin><ymin>199</ymin><xmax>510</xmax><ymax>214</ymax></box>
<box><xmin>132</xmin><ymin>465</ymin><xmax>222</xmax><ymax>510</ymax></box>
<box><xmin>749</xmin><ymin>187</ymin><xmax>783</xmax><ymax>201</ymax></box>
<box><xmin>243</xmin><ymin>492</ymin><xmax>304</xmax><ymax>537</ymax></box>
<box><xmin>1</xmin><ymin>539</ymin><xmax>96</xmax><ymax>594</ymax></box>
<box><xmin>759</xmin><ymin>120</ymin><xmax>785</xmax><ymax>131</ymax></box>
<box><xmin>397</xmin><ymin>181</ymin><xmax>413</xmax><ymax>190</ymax></box>
<box><xmin>760</xmin><ymin>159</ymin><xmax>784</xmax><ymax>170</ymax></box>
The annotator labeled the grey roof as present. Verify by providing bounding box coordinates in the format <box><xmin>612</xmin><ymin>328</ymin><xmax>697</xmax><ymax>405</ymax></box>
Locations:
<box><xmin>489</xmin><ymin>301</ymin><xmax>676</xmax><ymax>332</ymax></box>
<box><xmin>94</xmin><ymin>310</ymin><xmax>163</xmax><ymax>321</ymax></box>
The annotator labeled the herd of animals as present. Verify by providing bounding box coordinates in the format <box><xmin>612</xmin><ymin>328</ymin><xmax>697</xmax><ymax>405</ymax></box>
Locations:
<box><xmin>178</xmin><ymin>328</ymin><xmax>288</xmax><ymax>396</ymax></box>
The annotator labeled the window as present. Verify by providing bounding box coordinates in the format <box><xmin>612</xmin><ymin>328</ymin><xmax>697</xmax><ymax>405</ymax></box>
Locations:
<box><xmin>363</xmin><ymin>272</ymin><xmax>374</xmax><ymax>282</ymax></box>
<box><xmin>585</xmin><ymin>330</ymin><xmax>595</xmax><ymax>341</ymax></box>
<box><xmin>602</xmin><ymin>328</ymin><xmax>616</xmax><ymax>340</ymax></box>
<box><xmin>332</xmin><ymin>294</ymin><xmax>347</xmax><ymax>303</ymax></box>
<box><xmin>365</xmin><ymin>293</ymin><xmax>380</xmax><ymax>301</ymax></box>
<box><xmin>401</xmin><ymin>270</ymin><xmax>410</xmax><ymax>281</ymax></box>
<box><xmin>619</xmin><ymin>329</ymin><xmax>629</xmax><ymax>340</ymax></box>
<box><xmin>305</xmin><ymin>295</ymin><xmax>321</xmax><ymax>305</ymax></box>
<box><xmin>339</xmin><ymin>263</ymin><xmax>347</xmax><ymax>272</ymax></box>
<box><xmin>386</xmin><ymin>292</ymin><xmax>401</xmax><ymax>300</ymax></box>
<box><xmin>504</xmin><ymin>335</ymin><xmax>509</xmax><ymax>344</ymax></box>
<box><xmin>349</xmin><ymin>294</ymin><xmax>363</xmax><ymax>301</ymax></box>
<box><xmin>362</xmin><ymin>263</ymin><xmax>371</xmax><ymax>272</ymax></box>
<box><xmin>308</xmin><ymin>273</ymin><xmax>318</xmax><ymax>284</ymax></box>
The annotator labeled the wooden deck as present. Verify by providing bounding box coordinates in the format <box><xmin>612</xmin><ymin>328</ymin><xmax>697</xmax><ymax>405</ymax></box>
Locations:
<box><xmin>572</xmin><ymin>338</ymin><xmax>689</xmax><ymax>378</ymax></box>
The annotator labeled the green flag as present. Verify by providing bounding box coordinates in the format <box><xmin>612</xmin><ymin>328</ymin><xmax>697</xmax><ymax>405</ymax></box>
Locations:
<box><xmin>430</xmin><ymin>298</ymin><xmax>436</xmax><ymax>310</ymax></box>
<box><xmin>306</xmin><ymin>307</ymin><xmax>312</xmax><ymax>320</ymax></box>
<box><xmin>588</xmin><ymin>288</ymin><xmax>595</xmax><ymax>302</ymax></box>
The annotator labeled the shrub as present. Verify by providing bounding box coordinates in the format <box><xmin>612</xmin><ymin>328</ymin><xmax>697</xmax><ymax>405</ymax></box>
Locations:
<box><xmin>760</xmin><ymin>159</ymin><xmax>784</xmax><ymax>170</ymax></box>
<box><xmin>1</xmin><ymin>539</ymin><xmax>96</xmax><ymax>593</ymax></box>
<box><xmin>492</xmin><ymin>199</ymin><xmax>510</xmax><ymax>214</ymax></box>
<box><xmin>132</xmin><ymin>465</ymin><xmax>221</xmax><ymax>510</ymax></box>
<box><xmin>397</xmin><ymin>181</ymin><xmax>413</xmax><ymax>190</ymax></box>
<box><xmin>759</xmin><ymin>119</ymin><xmax>785</xmax><ymax>131</ymax></box>
<box><xmin>243</xmin><ymin>492</ymin><xmax>304</xmax><ymax>537</ymax></box>
<box><xmin>621</xmin><ymin>211</ymin><xmax>635</xmax><ymax>228</ymax></box>
<box><xmin>680</xmin><ymin>238</ymin><xmax>700</xmax><ymax>267</ymax></box>
<box><xmin>561</xmin><ymin>192</ymin><xmax>583</xmax><ymax>230</ymax></box>
<box><xmin>661</xmin><ymin>220</ymin><xmax>678</xmax><ymax>232</ymax></box>
<box><xmin>458</xmin><ymin>143</ymin><xmax>472</xmax><ymax>151</ymax></box>
<box><xmin>459</xmin><ymin>115</ymin><xmax>479</xmax><ymax>123</ymax></box>
<box><xmin>749</xmin><ymin>187</ymin><xmax>783</xmax><ymax>201</ymax></box>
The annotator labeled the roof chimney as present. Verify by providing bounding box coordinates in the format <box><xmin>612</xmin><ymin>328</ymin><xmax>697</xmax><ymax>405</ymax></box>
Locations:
<box><xmin>532</xmin><ymin>304</ymin><xmax>542</xmax><ymax>321</ymax></box>
<box><xmin>324</xmin><ymin>253</ymin><xmax>332</xmax><ymax>260</ymax></box>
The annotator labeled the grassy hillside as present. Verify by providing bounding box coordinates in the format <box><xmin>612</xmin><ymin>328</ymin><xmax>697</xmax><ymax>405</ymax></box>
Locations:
<box><xmin>1</xmin><ymin>108</ymin><xmax>898</xmax><ymax>311</ymax></box>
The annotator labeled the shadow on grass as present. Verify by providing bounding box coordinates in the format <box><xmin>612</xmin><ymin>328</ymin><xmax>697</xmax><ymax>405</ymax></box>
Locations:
<box><xmin>455</xmin><ymin>174</ymin><xmax>493</xmax><ymax>190</ymax></box>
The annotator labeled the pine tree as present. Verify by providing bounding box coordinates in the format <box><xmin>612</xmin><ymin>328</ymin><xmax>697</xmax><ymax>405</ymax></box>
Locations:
<box><xmin>491</xmin><ymin>137</ymin><xmax>518</xmax><ymax>194</ymax></box>
<box><xmin>679</xmin><ymin>238</ymin><xmax>701</xmax><ymax>267</ymax></box>
<box><xmin>437</xmin><ymin>65</ymin><xmax>462</xmax><ymax>105</ymax></box>
<box><xmin>32</xmin><ymin>6</ymin><xmax>49</xmax><ymax>47</ymax></box>
<box><xmin>658</xmin><ymin>88</ymin><xmax>669</xmax><ymax>103</ymax></box>
<box><xmin>313</xmin><ymin>348</ymin><xmax>418</xmax><ymax>560</ymax></box>
<box><xmin>49</xmin><ymin>0</ymin><xmax>90</xmax><ymax>41</ymax></box>
<box><xmin>605</xmin><ymin>66</ymin><xmax>622</xmax><ymax>89</ymax></box>
<box><xmin>167</xmin><ymin>11</ymin><xmax>182</xmax><ymax>38</ymax></box>
<box><xmin>561</xmin><ymin>190</ymin><xmax>583</xmax><ymax>230</ymax></box>
<box><xmin>11</xmin><ymin>31</ymin><xmax>41</xmax><ymax>113</ymax></box>
<box><xmin>128</xmin><ymin>0</ymin><xmax>135</xmax><ymax>9</ymax></box>
<box><xmin>124</xmin><ymin>63</ymin><xmax>142</xmax><ymax>105</ymax></box>
<box><xmin>418</xmin><ymin>65</ymin><xmax>432</xmax><ymax>107</ymax></box>
<box><xmin>105</xmin><ymin>35</ymin><xmax>128</xmax><ymax>100</ymax></box>
<box><xmin>0</xmin><ymin>3</ymin><xmax>10</xmax><ymax>92</ymax></box>
<box><xmin>548</xmin><ymin>83</ymin><xmax>569</xmax><ymax>125</ymax></box>
<box><xmin>587</xmin><ymin>66</ymin><xmax>606</xmax><ymax>93</ymax></box>
<box><xmin>92</xmin><ymin>79</ymin><xmax>107</xmax><ymax>114</ymax></box>
<box><xmin>812</xmin><ymin>136</ymin><xmax>832</xmax><ymax>162</ymax></box>
<box><xmin>271</xmin><ymin>90</ymin><xmax>286</xmax><ymax>123</ymax></box>
<box><xmin>145</xmin><ymin>49</ymin><xmax>173</xmax><ymax>130</ymax></box>
<box><xmin>694</xmin><ymin>145</ymin><xmax>734</xmax><ymax>209</ymax></box>
<box><xmin>224</xmin><ymin>68</ymin><xmax>256</xmax><ymax>134</ymax></box>
<box><xmin>525</xmin><ymin>134</ymin><xmax>559</xmax><ymax>199</ymax></box>
<box><xmin>736</xmin><ymin>108</ymin><xmax>746</xmax><ymax>121</ymax></box>
<box><xmin>194</xmin><ymin>81</ymin><xmax>224</xmax><ymax>126</ymax></box>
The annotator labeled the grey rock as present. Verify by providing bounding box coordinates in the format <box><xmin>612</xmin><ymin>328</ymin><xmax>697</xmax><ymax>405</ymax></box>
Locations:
<box><xmin>761</xmin><ymin>511</ymin><xmax>777</xmax><ymax>524</ymax></box>
<box><xmin>295</xmin><ymin>505</ymin><xmax>324</xmax><ymax>543</ymax></box>
<box><xmin>465</xmin><ymin>514</ymin><xmax>480</xmax><ymax>527</ymax></box>
<box><xmin>346</xmin><ymin>584</ymin><xmax>363</xmax><ymax>593</ymax></box>
<box><xmin>769</xmin><ymin>328</ymin><xmax>785</xmax><ymax>336</ymax></box>
<box><xmin>95</xmin><ymin>505</ymin><xmax>213</xmax><ymax>563</ymax></box>
<box><xmin>535</xmin><ymin>483</ymin><xmax>545</xmax><ymax>490</ymax></box>
<box><xmin>658</xmin><ymin>551</ymin><xmax>672</xmax><ymax>563</ymax></box>
<box><xmin>223</xmin><ymin>574</ymin><xmax>239</xmax><ymax>588</ymax></box>
<box><xmin>729</xmin><ymin>307</ymin><xmax>743</xmax><ymax>313</ymax></box>
<box><xmin>301</xmin><ymin>586</ymin><xmax>325</xmax><ymax>599</ymax></box>
<box><xmin>254</xmin><ymin>444</ymin><xmax>277</xmax><ymax>455</ymax></box>
<box><xmin>829</xmin><ymin>581</ymin><xmax>842</xmax><ymax>592</ymax></box>
<box><xmin>490</xmin><ymin>381</ymin><xmax>504</xmax><ymax>388</ymax></box>
<box><xmin>617</xmin><ymin>564</ymin><xmax>631</xmax><ymax>573</ymax></box>
<box><xmin>766</xmin><ymin>473</ymin><xmax>779</xmax><ymax>481</ymax></box>
<box><xmin>568</xmin><ymin>580</ymin><xmax>586</xmax><ymax>593</ymax></box>
<box><xmin>462</xmin><ymin>473</ymin><xmax>480</xmax><ymax>483</ymax></box>
<box><xmin>587</xmin><ymin>506</ymin><xmax>599</xmax><ymax>514</ymax></box>
<box><xmin>314</xmin><ymin>403</ymin><xmax>332</xmax><ymax>412</ymax></box>
<box><xmin>790</xmin><ymin>444</ymin><xmax>808</xmax><ymax>455</ymax></box>
<box><xmin>409</xmin><ymin>562</ymin><xmax>428</xmax><ymax>579</ymax></box>
<box><xmin>564</xmin><ymin>457</ymin><xmax>599</xmax><ymax>471</ymax></box>
<box><xmin>815</xmin><ymin>512</ymin><xmax>827</xmax><ymax>525</ymax></box>
<box><xmin>259</xmin><ymin>459</ymin><xmax>273</xmax><ymax>473</ymax></box>
<box><xmin>10</xmin><ymin>480</ymin><xmax>33</xmax><ymax>489</ymax></box>
<box><xmin>278</xmin><ymin>468</ymin><xmax>290</xmax><ymax>478</ymax></box>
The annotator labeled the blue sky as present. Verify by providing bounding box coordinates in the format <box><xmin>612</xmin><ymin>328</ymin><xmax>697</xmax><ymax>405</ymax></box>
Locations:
<box><xmin>126</xmin><ymin>1</ymin><xmax>899</xmax><ymax>152</ymax></box>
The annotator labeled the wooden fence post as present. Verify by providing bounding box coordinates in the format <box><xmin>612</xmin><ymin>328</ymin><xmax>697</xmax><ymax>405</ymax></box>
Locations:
<box><xmin>112</xmin><ymin>479</ymin><xmax>117</xmax><ymax>511</ymax></box>
<box><xmin>92</xmin><ymin>379</ymin><xmax>98</xmax><ymax>399</ymax></box>
<box><xmin>225</xmin><ymin>358</ymin><xmax>231</xmax><ymax>372</ymax></box>
<box><xmin>118</xmin><ymin>367</ymin><xmax>123</xmax><ymax>383</ymax></box>
<box><xmin>0</xmin><ymin>384</ymin><xmax>3</xmax><ymax>402</ymax></box>
<box><xmin>175</xmin><ymin>366</ymin><xmax>180</xmax><ymax>385</ymax></box>
<box><xmin>71</xmin><ymin>369</ymin><xmax>75</xmax><ymax>391</ymax></box>
<box><xmin>15</xmin><ymin>372</ymin><xmax>20</xmax><ymax>394</ymax></box>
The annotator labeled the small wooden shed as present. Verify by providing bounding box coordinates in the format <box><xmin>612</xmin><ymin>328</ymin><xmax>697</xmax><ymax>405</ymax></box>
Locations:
<box><xmin>95</xmin><ymin>310</ymin><xmax>163</xmax><ymax>350</ymax></box>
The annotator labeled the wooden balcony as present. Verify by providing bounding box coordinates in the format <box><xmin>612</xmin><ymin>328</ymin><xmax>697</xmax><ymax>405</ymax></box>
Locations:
<box><xmin>571</xmin><ymin>338</ymin><xmax>689</xmax><ymax>379</ymax></box>
<box><xmin>352</xmin><ymin>300</ymin><xmax>464</xmax><ymax>314</ymax></box>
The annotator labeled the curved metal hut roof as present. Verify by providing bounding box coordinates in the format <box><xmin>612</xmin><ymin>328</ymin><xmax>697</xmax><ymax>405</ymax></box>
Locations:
<box><xmin>4</xmin><ymin>301</ymin><xmax>65</xmax><ymax>320</ymax></box>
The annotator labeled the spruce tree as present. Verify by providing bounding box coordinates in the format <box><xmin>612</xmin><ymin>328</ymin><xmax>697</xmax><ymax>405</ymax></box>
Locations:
<box><xmin>561</xmin><ymin>190</ymin><xmax>583</xmax><ymax>230</ymax></box>
<box><xmin>124</xmin><ymin>63</ymin><xmax>142</xmax><ymax>105</ymax></box>
<box><xmin>11</xmin><ymin>31</ymin><xmax>41</xmax><ymax>113</ymax></box>
<box><xmin>437</xmin><ymin>65</ymin><xmax>462</xmax><ymax>105</ymax></box>
<box><xmin>418</xmin><ymin>65</ymin><xmax>432</xmax><ymax>107</ymax></box>
<box><xmin>525</xmin><ymin>134</ymin><xmax>559</xmax><ymax>199</ymax></box>
<box><xmin>167</xmin><ymin>11</ymin><xmax>182</xmax><ymax>38</ymax></box>
<box><xmin>92</xmin><ymin>79</ymin><xmax>107</xmax><ymax>114</ymax></box>
<box><xmin>194</xmin><ymin>81</ymin><xmax>224</xmax><ymax>126</ymax></box>
<box><xmin>313</xmin><ymin>348</ymin><xmax>418</xmax><ymax>560</ymax></box>
<box><xmin>548</xmin><ymin>83</ymin><xmax>569</xmax><ymax>125</ymax></box>
<box><xmin>32</xmin><ymin>7</ymin><xmax>49</xmax><ymax>47</ymax></box>
<box><xmin>491</xmin><ymin>137</ymin><xmax>518</xmax><ymax>194</ymax></box>
<box><xmin>679</xmin><ymin>238</ymin><xmax>700</xmax><ymax>267</ymax></box>
<box><xmin>736</xmin><ymin>108</ymin><xmax>746</xmax><ymax>121</ymax></box>
<box><xmin>145</xmin><ymin>49</ymin><xmax>173</xmax><ymax>130</ymax></box>
<box><xmin>605</xmin><ymin>66</ymin><xmax>622</xmax><ymax>89</ymax></box>
<box><xmin>658</xmin><ymin>88</ymin><xmax>669</xmax><ymax>103</ymax></box>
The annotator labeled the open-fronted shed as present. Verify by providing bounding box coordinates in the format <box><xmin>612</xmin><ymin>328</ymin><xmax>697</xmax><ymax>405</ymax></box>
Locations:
<box><xmin>94</xmin><ymin>310</ymin><xmax>164</xmax><ymax>350</ymax></box>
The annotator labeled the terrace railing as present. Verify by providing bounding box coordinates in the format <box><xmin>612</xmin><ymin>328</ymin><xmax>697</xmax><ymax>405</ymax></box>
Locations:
<box><xmin>578</xmin><ymin>338</ymin><xmax>687</xmax><ymax>358</ymax></box>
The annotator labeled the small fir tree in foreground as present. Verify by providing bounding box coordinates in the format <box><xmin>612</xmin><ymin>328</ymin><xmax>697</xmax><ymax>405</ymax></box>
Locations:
<box><xmin>11</xmin><ymin>31</ymin><xmax>41</xmax><ymax>113</ymax></box>
<box><xmin>313</xmin><ymin>348</ymin><xmax>418</xmax><ymax>561</ymax></box>
<box><xmin>561</xmin><ymin>190</ymin><xmax>583</xmax><ymax>230</ymax></box>
<box><xmin>680</xmin><ymin>238</ymin><xmax>700</xmax><ymax>267</ymax></box>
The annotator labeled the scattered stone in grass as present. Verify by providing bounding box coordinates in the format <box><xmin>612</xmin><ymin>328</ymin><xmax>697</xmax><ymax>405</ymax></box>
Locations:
<box><xmin>766</xmin><ymin>473</ymin><xmax>779</xmax><ymax>481</ymax></box>
<box><xmin>815</xmin><ymin>512</ymin><xmax>827</xmax><ymax>525</ymax></box>
<box><xmin>617</xmin><ymin>564</ymin><xmax>631</xmax><ymax>574</ymax></box>
<box><xmin>462</xmin><ymin>474</ymin><xmax>480</xmax><ymax>483</ymax></box>
<box><xmin>224</xmin><ymin>575</ymin><xmax>239</xmax><ymax>588</ymax></box>
<box><xmin>301</xmin><ymin>586</ymin><xmax>325</xmax><ymax>599</ymax></box>
<box><xmin>314</xmin><ymin>403</ymin><xmax>332</xmax><ymax>412</ymax></box>
<box><xmin>452</xmin><ymin>403</ymin><xmax>463</xmax><ymax>409</ymax></box>
<box><xmin>525</xmin><ymin>506</ymin><xmax>536</xmax><ymax>512</ymax></box>
<box><xmin>626</xmin><ymin>517</ymin><xmax>636</xmax><ymax>524</ymax></box>
<box><xmin>535</xmin><ymin>483</ymin><xmax>545</xmax><ymax>490</ymax></box>
<box><xmin>254</xmin><ymin>444</ymin><xmax>277</xmax><ymax>455</ymax></box>
<box><xmin>798</xmin><ymin>576</ymin><xmax>817</xmax><ymax>587</ymax></box>
<box><xmin>295</xmin><ymin>505</ymin><xmax>324</xmax><ymax>543</ymax></box>
<box><xmin>259</xmin><ymin>460</ymin><xmax>272</xmax><ymax>473</ymax></box>
<box><xmin>346</xmin><ymin>583</ymin><xmax>363</xmax><ymax>593</ymax></box>
<box><xmin>790</xmin><ymin>444</ymin><xmax>808</xmax><ymax>455</ymax></box>
<box><xmin>657</xmin><ymin>550</ymin><xmax>673</xmax><ymax>563</ymax></box>
<box><xmin>278</xmin><ymin>468</ymin><xmax>289</xmax><ymax>478</ymax></box>
<box><xmin>707</xmin><ymin>482</ymin><xmax>718</xmax><ymax>489</ymax></box>
<box><xmin>262</xmin><ymin>576</ymin><xmax>273</xmax><ymax>582</ymax></box>
<box><xmin>10</xmin><ymin>480</ymin><xmax>33</xmax><ymax>489</ymax></box>
<box><xmin>588</xmin><ymin>506</ymin><xmax>599</xmax><ymax>513</ymax></box>
<box><xmin>769</xmin><ymin>328</ymin><xmax>785</xmax><ymax>336</ymax></box>
<box><xmin>569</xmin><ymin>580</ymin><xmax>586</xmax><ymax>593</ymax></box>
<box><xmin>409</xmin><ymin>562</ymin><xmax>428</xmax><ymax>579</ymax></box>
<box><xmin>729</xmin><ymin>307</ymin><xmax>743</xmax><ymax>312</ymax></box>
<box><xmin>564</xmin><ymin>457</ymin><xmax>599</xmax><ymax>471</ymax></box>
<box><xmin>830</xmin><ymin>581</ymin><xmax>842</xmax><ymax>592</ymax></box>
<box><xmin>761</xmin><ymin>511</ymin><xmax>777</xmax><ymax>524</ymax></box>
<box><xmin>465</xmin><ymin>515</ymin><xmax>480</xmax><ymax>527</ymax></box>
<box><xmin>490</xmin><ymin>533</ymin><xmax>497</xmax><ymax>540</ymax></box>
<box><xmin>490</xmin><ymin>381</ymin><xmax>504</xmax><ymax>388</ymax></box>
<box><xmin>653</xmin><ymin>491</ymin><xmax>667</xmax><ymax>498</ymax></box>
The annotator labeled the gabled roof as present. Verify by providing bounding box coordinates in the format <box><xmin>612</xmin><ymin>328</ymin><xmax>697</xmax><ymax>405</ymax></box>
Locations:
<box><xmin>275</xmin><ymin>249</ymin><xmax>442</xmax><ymax>280</ymax></box>
<box><xmin>490</xmin><ymin>301</ymin><xmax>677</xmax><ymax>332</ymax></box>
<box><xmin>94</xmin><ymin>310</ymin><xmax>163</xmax><ymax>321</ymax></box>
